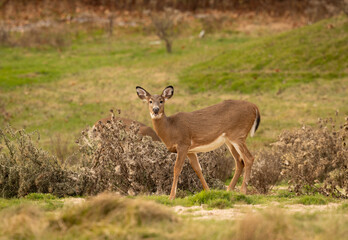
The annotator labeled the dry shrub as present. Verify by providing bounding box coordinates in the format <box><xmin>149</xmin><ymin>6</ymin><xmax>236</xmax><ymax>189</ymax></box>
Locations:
<box><xmin>198</xmin><ymin>14</ymin><xmax>228</xmax><ymax>34</ymax></box>
<box><xmin>0</xmin><ymin>24</ymin><xmax>10</xmax><ymax>46</ymax></box>
<box><xmin>49</xmin><ymin>134</ymin><xmax>78</xmax><ymax>166</ymax></box>
<box><xmin>15</xmin><ymin>25</ymin><xmax>71</xmax><ymax>49</ymax></box>
<box><xmin>0</xmin><ymin>114</ymin><xmax>231</xmax><ymax>197</ymax></box>
<box><xmin>0</xmin><ymin>126</ymin><xmax>81</xmax><ymax>198</ymax></box>
<box><xmin>0</xmin><ymin>23</ymin><xmax>72</xmax><ymax>49</ymax></box>
<box><xmin>250</xmin><ymin>150</ymin><xmax>282</xmax><ymax>194</ymax></box>
<box><xmin>78</xmin><ymin>112</ymin><xmax>231</xmax><ymax>195</ymax></box>
<box><xmin>250</xmin><ymin>114</ymin><xmax>347</xmax><ymax>197</ymax></box>
<box><xmin>151</xmin><ymin>9</ymin><xmax>182</xmax><ymax>53</ymax></box>
<box><xmin>305</xmin><ymin>0</ymin><xmax>348</xmax><ymax>22</ymax></box>
<box><xmin>278</xmin><ymin>115</ymin><xmax>348</xmax><ymax>197</ymax></box>
<box><xmin>251</xmin><ymin>114</ymin><xmax>347</xmax><ymax>197</ymax></box>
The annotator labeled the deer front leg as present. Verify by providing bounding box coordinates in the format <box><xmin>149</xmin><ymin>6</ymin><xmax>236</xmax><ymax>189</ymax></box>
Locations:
<box><xmin>169</xmin><ymin>146</ymin><xmax>189</xmax><ymax>200</ymax></box>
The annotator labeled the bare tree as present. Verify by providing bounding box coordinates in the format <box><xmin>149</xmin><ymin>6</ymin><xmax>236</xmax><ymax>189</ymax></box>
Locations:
<box><xmin>151</xmin><ymin>10</ymin><xmax>178</xmax><ymax>53</ymax></box>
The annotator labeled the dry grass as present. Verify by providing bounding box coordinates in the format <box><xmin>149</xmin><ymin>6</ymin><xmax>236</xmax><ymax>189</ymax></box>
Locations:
<box><xmin>0</xmin><ymin>193</ymin><xmax>347</xmax><ymax>239</ymax></box>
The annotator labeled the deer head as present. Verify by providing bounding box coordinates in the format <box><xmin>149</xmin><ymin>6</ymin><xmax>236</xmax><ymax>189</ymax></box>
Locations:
<box><xmin>136</xmin><ymin>86</ymin><xmax>174</xmax><ymax>119</ymax></box>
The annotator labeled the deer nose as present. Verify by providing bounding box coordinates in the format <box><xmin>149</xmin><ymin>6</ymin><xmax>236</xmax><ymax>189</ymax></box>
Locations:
<box><xmin>153</xmin><ymin>107</ymin><xmax>159</xmax><ymax>114</ymax></box>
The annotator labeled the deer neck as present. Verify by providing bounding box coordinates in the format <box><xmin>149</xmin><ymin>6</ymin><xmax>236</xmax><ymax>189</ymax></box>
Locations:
<box><xmin>151</xmin><ymin>114</ymin><xmax>171</xmax><ymax>146</ymax></box>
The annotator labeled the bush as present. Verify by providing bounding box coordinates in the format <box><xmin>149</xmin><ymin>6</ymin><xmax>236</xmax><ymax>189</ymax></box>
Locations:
<box><xmin>0</xmin><ymin>24</ymin><xmax>72</xmax><ymax>50</ymax></box>
<box><xmin>279</xmin><ymin>115</ymin><xmax>347</xmax><ymax>197</ymax></box>
<box><xmin>78</xmin><ymin>112</ymin><xmax>231</xmax><ymax>195</ymax></box>
<box><xmin>251</xmin><ymin>114</ymin><xmax>347</xmax><ymax>198</ymax></box>
<box><xmin>0</xmin><ymin>114</ymin><xmax>232</xmax><ymax>197</ymax></box>
<box><xmin>250</xmin><ymin>114</ymin><xmax>347</xmax><ymax>198</ymax></box>
<box><xmin>250</xmin><ymin>149</ymin><xmax>282</xmax><ymax>194</ymax></box>
<box><xmin>0</xmin><ymin>126</ymin><xmax>82</xmax><ymax>198</ymax></box>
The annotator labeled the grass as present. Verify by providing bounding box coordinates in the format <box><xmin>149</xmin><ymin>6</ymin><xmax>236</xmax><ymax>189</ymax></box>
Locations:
<box><xmin>0</xmin><ymin>14</ymin><xmax>347</xmax><ymax>239</ymax></box>
<box><xmin>0</xmin><ymin>193</ymin><xmax>347</xmax><ymax>240</ymax></box>
<box><xmin>0</xmin><ymin>16</ymin><xmax>347</xmax><ymax>151</ymax></box>
<box><xmin>180</xmin><ymin>15</ymin><xmax>348</xmax><ymax>93</ymax></box>
<box><xmin>0</xmin><ymin>193</ymin><xmax>63</xmax><ymax>211</ymax></box>
<box><xmin>295</xmin><ymin>195</ymin><xmax>330</xmax><ymax>205</ymax></box>
<box><xmin>141</xmin><ymin>189</ymin><xmax>338</xmax><ymax>209</ymax></box>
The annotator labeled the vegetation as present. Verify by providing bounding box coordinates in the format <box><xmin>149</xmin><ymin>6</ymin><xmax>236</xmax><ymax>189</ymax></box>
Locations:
<box><xmin>250</xmin><ymin>115</ymin><xmax>348</xmax><ymax>197</ymax></box>
<box><xmin>180</xmin><ymin>16</ymin><xmax>348</xmax><ymax>93</ymax></box>
<box><xmin>143</xmin><ymin>189</ymin><xmax>340</xmax><ymax>208</ymax></box>
<box><xmin>0</xmin><ymin>193</ymin><xmax>347</xmax><ymax>239</ymax></box>
<box><xmin>0</xmin><ymin>7</ymin><xmax>347</xmax><ymax>238</ymax></box>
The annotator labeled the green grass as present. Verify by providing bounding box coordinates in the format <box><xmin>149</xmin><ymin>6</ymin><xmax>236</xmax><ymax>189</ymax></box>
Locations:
<box><xmin>142</xmin><ymin>189</ymin><xmax>337</xmax><ymax>209</ymax></box>
<box><xmin>296</xmin><ymin>195</ymin><xmax>330</xmax><ymax>205</ymax></box>
<box><xmin>0</xmin><ymin>193</ymin><xmax>346</xmax><ymax>240</ymax></box>
<box><xmin>0</xmin><ymin>15</ymin><xmax>347</xmax><ymax>152</ymax></box>
<box><xmin>0</xmin><ymin>193</ymin><xmax>63</xmax><ymax>211</ymax></box>
<box><xmin>180</xmin><ymin>16</ymin><xmax>348</xmax><ymax>93</ymax></box>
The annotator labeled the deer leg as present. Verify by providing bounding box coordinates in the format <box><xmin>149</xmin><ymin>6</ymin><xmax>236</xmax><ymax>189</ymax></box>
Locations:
<box><xmin>238</xmin><ymin>143</ymin><xmax>254</xmax><ymax>195</ymax></box>
<box><xmin>187</xmin><ymin>153</ymin><xmax>210</xmax><ymax>191</ymax></box>
<box><xmin>169</xmin><ymin>146</ymin><xmax>189</xmax><ymax>200</ymax></box>
<box><xmin>226</xmin><ymin>142</ymin><xmax>244</xmax><ymax>191</ymax></box>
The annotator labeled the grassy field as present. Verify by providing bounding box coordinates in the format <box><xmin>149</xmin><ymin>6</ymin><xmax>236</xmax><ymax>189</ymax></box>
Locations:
<box><xmin>0</xmin><ymin>14</ymin><xmax>347</xmax><ymax>239</ymax></box>
<box><xmin>0</xmin><ymin>15</ymin><xmax>347</xmax><ymax>152</ymax></box>
<box><xmin>0</xmin><ymin>192</ymin><xmax>347</xmax><ymax>239</ymax></box>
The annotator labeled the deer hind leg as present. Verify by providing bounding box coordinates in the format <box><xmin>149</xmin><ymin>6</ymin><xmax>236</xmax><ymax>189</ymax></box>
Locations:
<box><xmin>169</xmin><ymin>146</ymin><xmax>189</xmax><ymax>200</ymax></box>
<box><xmin>229</xmin><ymin>141</ymin><xmax>254</xmax><ymax>194</ymax></box>
<box><xmin>226</xmin><ymin>142</ymin><xmax>244</xmax><ymax>191</ymax></box>
<box><xmin>187</xmin><ymin>153</ymin><xmax>210</xmax><ymax>191</ymax></box>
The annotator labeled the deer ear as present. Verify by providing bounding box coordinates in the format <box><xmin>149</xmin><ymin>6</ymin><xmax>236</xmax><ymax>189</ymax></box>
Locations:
<box><xmin>162</xmin><ymin>86</ymin><xmax>174</xmax><ymax>100</ymax></box>
<box><xmin>136</xmin><ymin>86</ymin><xmax>151</xmax><ymax>102</ymax></box>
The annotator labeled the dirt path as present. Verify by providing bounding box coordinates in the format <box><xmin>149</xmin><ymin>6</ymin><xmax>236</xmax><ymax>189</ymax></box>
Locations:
<box><xmin>173</xmin><ymin>203</ymin><xmax>341</xmax><ymax>220</ymax></box>
<box><xmin>62</xmin><ymin>197</ymin><xmax>341</xmax><ymax>221</ymax></box>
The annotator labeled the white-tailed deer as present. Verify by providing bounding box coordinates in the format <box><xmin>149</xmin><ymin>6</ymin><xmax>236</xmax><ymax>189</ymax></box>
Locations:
<box><xmin>136</xmin><ymin>86</ymin><xmax>261</xmax><ymax>200</ymax></box>
<box><xmin>90</xmin><ymin>116</ymin><xmax>161</xmax><ymax>142</ymax></box>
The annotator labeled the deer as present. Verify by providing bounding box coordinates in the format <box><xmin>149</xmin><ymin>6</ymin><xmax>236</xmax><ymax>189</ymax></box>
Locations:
<box><xmin>136</xmin><ymin>86</ymin><xmax>261</xmax><ymax>200</ymax></box>
<box><xmin>89</xmin><ymin>116</ymin><xmax>161</xmax><ymax>142</ymax></box>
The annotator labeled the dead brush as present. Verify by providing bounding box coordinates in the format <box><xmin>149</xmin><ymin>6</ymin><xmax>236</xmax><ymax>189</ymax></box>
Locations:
<box><xmin>270</xmin><ymin>114</ymin><xmax>348</xmax><ymax>197</ymax></box>
<box><xmin>199</xmin><ymin>14</ymin><xmax>227</xmax><ymax>34</ymax></box>
<box><xmin>250</xmin><ymin>149</ymin><xmax>282</xmax><ymax>194</ymax></box>
<box><xmin>78</xmin><ymin>110</ymin><xmax>231</xmax><ymax>196</ymax></box>
<box><xmin>150</xmin><ymin>9</ymin><xmax>182</xmax><ymax>53</ymax></box>
<box><xmin>0</xmin><ymin>23</ymin><xmax>72</xmax><ymax>49</ymax></box>
<box><xmin>0</xmin><ymin>125</ymin><xmax>81</xmax><ymax>197</ymax></box>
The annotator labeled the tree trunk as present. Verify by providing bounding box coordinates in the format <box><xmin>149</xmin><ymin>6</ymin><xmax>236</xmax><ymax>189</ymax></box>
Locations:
<box><xmin>165</xmin><ymin>39</ymin><xmax>172</xmax><ymax>53</ymax></box>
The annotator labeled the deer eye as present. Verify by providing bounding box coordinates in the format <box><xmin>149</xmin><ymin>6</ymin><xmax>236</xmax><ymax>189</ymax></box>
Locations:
<box><xmin>149</xmin><ymin>100</ymin><xmax>153</xmax><ymax>104</ymax></box>
<box><xmin>160</xmin><ymin>100</ymin><xmax>163</xmax><ymax>104</ymax></box>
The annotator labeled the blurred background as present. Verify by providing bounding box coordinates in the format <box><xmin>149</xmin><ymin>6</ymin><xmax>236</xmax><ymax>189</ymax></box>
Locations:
<box><xmin>0</xmin><ymin>0</ymin><xmax>347</xmax><ymax>159</ymax></box>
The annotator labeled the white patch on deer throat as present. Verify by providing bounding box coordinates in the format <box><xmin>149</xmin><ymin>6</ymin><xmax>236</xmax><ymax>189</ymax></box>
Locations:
<box><xmin>150</xmin><ymin>112</ymin><xmax>163</xmax><ymax>119</ymax></box>
<box><xmin>189</xmin><ymin>133</ymin><xmax>226</xmax><ymax>153</ymax></box>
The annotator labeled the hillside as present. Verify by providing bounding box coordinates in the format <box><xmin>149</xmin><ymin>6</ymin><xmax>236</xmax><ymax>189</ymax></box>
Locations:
<box><xmin>180</xmin><ymin>16</ymin><xmax>348</xmax><ymax>93</ymax></box>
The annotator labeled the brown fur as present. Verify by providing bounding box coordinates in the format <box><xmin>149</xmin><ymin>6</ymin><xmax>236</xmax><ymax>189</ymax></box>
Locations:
<box><xmin>136</xmin><ymin>86</ymin><xmax>261</xmax><ymax>199</ymax></box>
